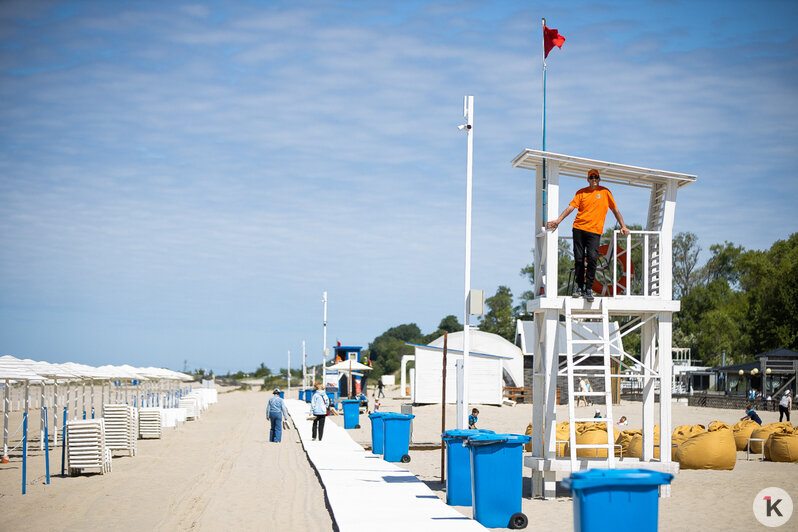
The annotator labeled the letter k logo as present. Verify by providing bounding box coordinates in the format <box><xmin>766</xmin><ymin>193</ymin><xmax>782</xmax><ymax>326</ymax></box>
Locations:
<box><xmin>765</xmin><ymin>496</ymin><xmax>783</xmax><ymax>517</ymax></box>
<box><xmin>754</xmin><ymin>487</ymin><xmax>792</xmax><ymax>526</ymax></box>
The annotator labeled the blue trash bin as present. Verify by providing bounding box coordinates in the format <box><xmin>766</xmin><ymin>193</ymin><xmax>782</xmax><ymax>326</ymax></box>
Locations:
<box><xmin>304</xmin><ymin>389</ymin><xmax>313</xmax><ymax>403</ymax></box>
<box><xmin>382</xmin><ymin>412</ymin><xmax>415</xmax><ymax>463</ymax></box>
<box><xmin>562</xmin><ymin>469</ymin><xmax>673</xmax><ymax>532</ymax></box>
<box><xmin>465</xmin><ymin>433</ymin><xmax>531</xmax><ymax>529</ymax></box>
<box><xmin>298</xmin><ymin>390</ymin><xmax>305</xmax><ymax>401</ymax></box>
<box><xmin>341</xmin><ymin>399</ymin><xmax>361</xmax><ymax>429</ymax></box>
<box><xmin>441</xmin><ymin>429</ymin><xmax>495</xmax><ymax>506</ymax></box>
<box><xmin>326</xmin><ymin>391</ymin><xmax>337</xmax><ymax>406</ymax></box>
<box><xmin>279</xmin><ymin>390</ymin><xmax>285</xmax><ymax>399</ymax></box>
<box><xmin>369</xmin><ymin>412</ymin><xmax>388</xmax><ymax>455</ymax></box>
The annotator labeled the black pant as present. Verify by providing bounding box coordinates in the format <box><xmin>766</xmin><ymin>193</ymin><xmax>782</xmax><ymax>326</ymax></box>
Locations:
<box><xmin>573</xmin><ymin>228</ymin><xmax>601</xmax><ymax>290</ymax></box>
<box><xmin>312</xmin><ymin>415</ymin><xmax>326</xmax><ymax>440</ymax></box>
<box><xmin>779</xmin><ymin>405</ymin><xmax>791</xmax><ymax>422</ymax></box>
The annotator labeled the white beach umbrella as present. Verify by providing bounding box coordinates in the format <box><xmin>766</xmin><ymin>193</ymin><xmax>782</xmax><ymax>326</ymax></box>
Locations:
<box><xmin>327</xmin><ymin>360</ymin><xmax>373</xmax><ymax>372</ymax></box>
<box><xmin>0</xmin><ymin>355</ymin><xmax>45</xmax><ymax>381</ymax></box>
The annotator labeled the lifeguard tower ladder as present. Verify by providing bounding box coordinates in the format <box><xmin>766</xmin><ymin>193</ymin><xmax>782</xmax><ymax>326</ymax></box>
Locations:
<box><xmin>512</xmin><ymin>149</ymin><xmax>696</xmax><ymax>498</ymax></box>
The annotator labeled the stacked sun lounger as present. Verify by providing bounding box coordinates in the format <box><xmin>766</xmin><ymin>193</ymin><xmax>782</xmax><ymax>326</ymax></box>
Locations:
<box><xmin>138</xmin><ymin>408</ymin><xmax>162</xmax><ymax>439</ymax></box>
<box><xmin>66</xmin><ymin>419</ymin><xmax>112</xmax><ymax>476</ymax></box>
<box><xmin>103</xmin><ymin>404</ymin><xmax>137</xmax><ymax>456</ymax></box>
<box><xmin>179</xmin><ymin>396</ymin><xmax>201</xmax><ymax>420</ymax></box>
<box><xmin>161</xmin><ymin>407</ymin><xmax>187</xmax><ymax>428</ymax></box>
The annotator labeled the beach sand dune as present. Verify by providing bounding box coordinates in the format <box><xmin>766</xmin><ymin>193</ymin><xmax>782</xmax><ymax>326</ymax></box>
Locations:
<box><xmin>2</xmin><ymin>388</ymin><xmax>333</xmax><ymax>531</ymax></box>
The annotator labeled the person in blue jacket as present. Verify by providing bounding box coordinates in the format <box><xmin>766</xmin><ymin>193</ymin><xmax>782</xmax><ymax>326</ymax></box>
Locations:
<box><xmin>267</xmin><ymin>388</ymin><xmax>289</xmax><ymax>442</ymax></box>
<box><xmin>468</xmin><ymin>408</ymin><xmax>479</xmax><ymax>429</ymax></box>
<box><xmin>741</xmin><ymin>404</ymin><xmax>762</xmax><ymax>425</ymax></box>
<box><xmin>310</xmin><ymin>383</ymin><xmax>330</xmax><ymax>441</ymax></box>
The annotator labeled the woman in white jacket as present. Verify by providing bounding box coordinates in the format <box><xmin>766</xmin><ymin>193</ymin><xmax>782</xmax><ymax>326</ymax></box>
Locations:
<box><xmin>311</xmin><ymin>383</ymin><xmax>331</xmax><ymax>441</ymax></box>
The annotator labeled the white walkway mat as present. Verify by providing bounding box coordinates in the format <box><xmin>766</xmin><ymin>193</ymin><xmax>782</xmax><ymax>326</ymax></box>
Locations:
<box><xmin>284</xmin><ymin>399</ymin><xmax>486</xmax><ymax>532</ymax></box>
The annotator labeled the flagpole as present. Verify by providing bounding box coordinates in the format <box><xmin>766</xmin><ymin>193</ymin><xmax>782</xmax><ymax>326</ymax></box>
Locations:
<box><xmin>541</xmin><ymin>18</ymin><xmax>548</xmax><ymax>226</ymax></box>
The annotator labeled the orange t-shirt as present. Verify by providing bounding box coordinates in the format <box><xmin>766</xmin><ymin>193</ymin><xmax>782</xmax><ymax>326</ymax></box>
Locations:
<box><xmin>569</xmin><ymin>186</ymin><xmax>616</xmax><ymax>235</ymax></box>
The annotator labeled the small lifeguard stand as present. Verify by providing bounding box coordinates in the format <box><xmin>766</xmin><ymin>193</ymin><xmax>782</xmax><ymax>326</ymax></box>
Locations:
<box><xmin>512</xmin><ymin>149</ymin><xmax>696</xmax><ymax>498</ymax></box>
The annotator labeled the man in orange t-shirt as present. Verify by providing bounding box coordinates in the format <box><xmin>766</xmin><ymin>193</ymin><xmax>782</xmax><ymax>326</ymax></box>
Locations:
<box><xmin>546</xmin><ymin>169</ymin><xmax>630</xmax><ymax>301</ymax></box>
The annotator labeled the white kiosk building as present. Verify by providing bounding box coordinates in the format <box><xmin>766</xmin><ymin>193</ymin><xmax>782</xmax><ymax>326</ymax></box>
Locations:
<box><xmin>512</xmin><ymin>149</ymin><xmax>695</xmax><ymax>498</ymax></box>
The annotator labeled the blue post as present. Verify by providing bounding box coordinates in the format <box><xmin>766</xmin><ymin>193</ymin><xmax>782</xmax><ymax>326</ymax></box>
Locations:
<box><xmin>61</xmin><ymin>407</ymin><xmax>67</xmax><ymax>477</ymax></box>
<box><xmin>22</xmin><ymin>412</ymin><xmax>27</xmax><ymax>495</ymax></box>
<box><xmin>82</xmin><ymin>410</ymin><xmax>86</xmax><ymax>420</ymax></box>
<box><xmin>44</xmin><ymin>407</ymin><xmax>50</xmax><ymax>484</ymax></box>
<box><xmin>91</xmin><ymin>406</ymin><xmax>95</xmax><ymax>419</ymax></box>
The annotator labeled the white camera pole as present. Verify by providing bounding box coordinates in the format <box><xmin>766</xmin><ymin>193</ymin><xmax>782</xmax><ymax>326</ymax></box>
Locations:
<box><xmin>458</xmin><ymin>95</ymin><xmax>474</xmax><ymax>430</ymax></box>
<box><xmin>287</xmin><ymin>350</ymin><xmax>291</xmax><ymax>393</ymax></box>
<box><xmin>322</xmin><ymin>291</ymin><xmax>328</xmax><ymax>383</ymax></box>
<box><xmin>302</xmin><ymin>340</ymin><xmax>307</xmax><ymax>387</ymax></box>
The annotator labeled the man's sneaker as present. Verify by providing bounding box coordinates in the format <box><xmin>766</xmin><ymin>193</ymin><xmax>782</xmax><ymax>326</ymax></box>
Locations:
<box><xmin>584</xmin><ymin>288</ymin><xmax>595</xmax><ymax>302</ymax></box>
<box><xmin>572</xmin><ymin>287</ymin><xmax>583</xmax><ymax>298</ymax></box>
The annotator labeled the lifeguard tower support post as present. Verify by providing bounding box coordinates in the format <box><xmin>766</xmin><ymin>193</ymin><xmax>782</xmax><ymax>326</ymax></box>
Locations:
<box><xmin>512</xmin><ymin>149</ymin><xmax>695</xmax><ymax>498</ymax></box>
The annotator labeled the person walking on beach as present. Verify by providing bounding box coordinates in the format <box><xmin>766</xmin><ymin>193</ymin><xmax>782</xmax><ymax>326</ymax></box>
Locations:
<box><xmin>377</xmin><ymin>379</ymin><xmax>385</xmax><ymax>398</ymax></box>
<box><xmin>577</xmin><ymin>377</ymin><xmax>588</xmax><ymax>407</ymax></box>
<box><xmin>267</xmin><ymin>388</ymin><xmax>289</xmax><ymax>443</ymax></box>
<box><xmin>741</xmin><ymin>405</ymin><xmax>762</xmax><ymax>425</ymax></box>
<box><xmin>310</xmin><ymin>383</ymin><xmax>330</xmax><ymax>441</ymax></box>
<box><xmin>778</xmin><ymin>390</ymin><xmax>792</xmax><ymax>422</ymax></box>
<box><xmin>546</xmin><ymin>168</ymin><xmax>631</xmax><ymax>302</ymax></box>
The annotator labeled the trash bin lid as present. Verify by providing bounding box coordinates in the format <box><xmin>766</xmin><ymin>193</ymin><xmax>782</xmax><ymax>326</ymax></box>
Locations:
<box><xmin>465</xmin><ymin>433</ymin><xmax>531</xmax><ymax>446</ymax></box>
<box><xmin>368</xmin><ymin>412</ymin><xmax>387</xmax><ymax>419</ymax></box>
<box><xmin>381</xmin><ymin>412</ymin><xmax>415</xmax><ymax>421</ymax></box>
<box><xmin>341</xmin><ymin>399</ymin><xmax>360</xmax><ymax>404</ymax></box>
<box><xmin>442</xmin><ymin>429</ymin><xmax>495</xmax><ymax>440</ymax></box>
<box><xmin>562</xmin><ymin>469</ymin><xmax>674</xmax><ymax>491</ymax></box>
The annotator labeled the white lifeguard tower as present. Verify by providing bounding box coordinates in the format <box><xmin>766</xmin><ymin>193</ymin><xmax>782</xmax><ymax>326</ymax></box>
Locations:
<box><xmin>512</xmin><ymin>149</ymin><xmax>696</xmax><ymax>498</ymax></box>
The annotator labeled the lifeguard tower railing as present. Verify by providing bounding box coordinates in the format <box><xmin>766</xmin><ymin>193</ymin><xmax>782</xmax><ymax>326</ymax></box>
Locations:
<box><xmin>556</xmin><ymin>230</ymin><xmax>663</xmax><ymax>298</ymax></box>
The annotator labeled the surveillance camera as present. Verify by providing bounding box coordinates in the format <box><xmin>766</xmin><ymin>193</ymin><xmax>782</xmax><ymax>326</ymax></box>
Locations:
<box><xmin>457</xmin><ymin>124</ymin><xmax>472</xmax><ymax>131</ymax></box>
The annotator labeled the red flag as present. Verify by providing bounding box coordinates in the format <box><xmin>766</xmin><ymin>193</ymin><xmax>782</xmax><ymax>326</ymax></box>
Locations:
<box><xmin>543</xmin><ymin>25</ymin><xmax>565</xmax><ymax>58</ymax></box>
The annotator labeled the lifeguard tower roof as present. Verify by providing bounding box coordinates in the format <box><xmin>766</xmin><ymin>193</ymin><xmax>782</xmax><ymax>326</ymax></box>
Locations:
<box><xmin>512</xmin><ymin>149</ymin><xmax>696</xmax><ymax>189</ymax></box>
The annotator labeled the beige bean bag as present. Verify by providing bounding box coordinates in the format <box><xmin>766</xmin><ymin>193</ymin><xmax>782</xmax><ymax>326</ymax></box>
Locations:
<box><xmin>676</xmin><ymin>425</ymin><xmax>736</xmax><ymax>470</ymax></box>
<box><xmin>765</xmin><ymin>429</ymin><xmax>798</xmax><ymax>462</ymax></box>
<box><xmin>750</xmin><ymin>423</ymin><xmax>793</xmax><ymax>454</ymax></box>
<box><xmin>615</xmin><ymin>429</ymin><xmax>641</xmax><ymax>457</ymax></box>
<box><xmin>732</xmin><ymin>420</ymin><xmax>761</xmax><ymax>451</ymax></box>
<box><xmin>563</xmin><ymin>426</ymin><xmax>618</xmax><ymax>458</ymax></box>
<box><xmin>524</xmin><ymin>422</ymin><xmax>534</xmax><ymax>452</ymax></box>
<box><xmin>672</xmin><ymin>424</ymin><xmax>706</xmax><ymax>459</ymax></box>
<box><xmin>708</xmin><ymin>421</ymin><xmax>730</xmax><ymax>431</ymax></box>
<box><xmin>627</xmin><ymin>425</ymin><xmax>660</xmax><ymax>459</ymax></box>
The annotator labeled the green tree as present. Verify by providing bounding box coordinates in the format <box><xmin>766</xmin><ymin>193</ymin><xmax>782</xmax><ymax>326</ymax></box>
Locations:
<box><xmin>368</xmin><ymin>323</ymin><xmax>424</xmax><ymax>381</ymax></box>
<box><xmin>479</xmin><ymin>285</ymin><xmax>516</xmax><ymax>341</ymax></box>
<box><xmin>673</xmin><ymin>231</ymin><xmax>701</xmax><ymax>299</ymax></box>
<box><xmin>737</xmin><ymin>233</ymin><xmax>798</xmax><ymax>352</ymax></box>
<box><xmin>422</xmin><ymin>315</ymin><xmax>463</xmax><ymax>344</ymax></box>
<box><xmin>253</xmin><ymin>363</ymin><xmax>271</xmax><ymax>378</ymax></box>
<box><xmin>701</xmin><ymin>241</ymin><xmax>744</xmax><ymax>286</ymax></box>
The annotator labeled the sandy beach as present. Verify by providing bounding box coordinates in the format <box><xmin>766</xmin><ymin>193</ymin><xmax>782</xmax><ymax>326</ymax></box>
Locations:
<box><xmin>2</xmin><ymin>386</ymin><xmax>333</xmax><ymax>531</ymax></box>
<box><xmin>333</xmin><ymin>388</ymin><xmax>798</xmax><ymax>532</ymax></box>
<box><xmin>3</xmin><ymin>385</ymin><xmax>797</xmax><ymax>531</ymax></box>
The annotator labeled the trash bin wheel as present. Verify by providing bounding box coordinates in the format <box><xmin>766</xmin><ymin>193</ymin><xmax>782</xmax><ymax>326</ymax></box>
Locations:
<box><xmin>509</xmin><ymin>513</ymin><xmax>528</xmax><ymax>529</ymax></box>
<box><xmin>355</xmin><ymin>424</ymin><xmax>361</xmax><ymax>429</ymax></box>
<box><xmin>401</xmin><ymin>454</ymin><xmax>411</xmax><ymax>463</ymax></box>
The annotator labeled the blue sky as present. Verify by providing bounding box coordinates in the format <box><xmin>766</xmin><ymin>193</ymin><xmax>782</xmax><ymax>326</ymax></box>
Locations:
<box><xmin>1</xmin><ymin>0</ymin><xmax>796</xmax><ymax>375</ymax></box>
